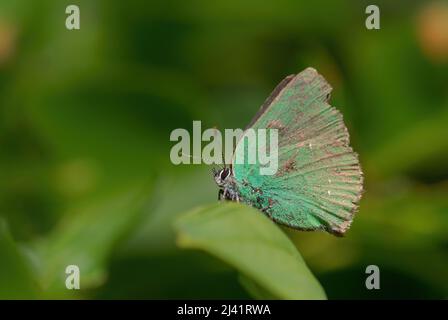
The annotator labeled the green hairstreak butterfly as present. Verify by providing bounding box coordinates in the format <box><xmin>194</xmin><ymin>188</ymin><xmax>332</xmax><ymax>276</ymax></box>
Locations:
<box><xmin>213</xmin><ymin>67</ymin><xmax>363</xmax><ymax>236</ymax></box>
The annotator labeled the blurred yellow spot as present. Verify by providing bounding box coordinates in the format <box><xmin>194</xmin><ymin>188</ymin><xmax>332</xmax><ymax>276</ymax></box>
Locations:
<box><xmin>55</xmin><ymin>159</ymin><xmax>98</xmax><ymax>197</ymax></box>
<box><xmin>0</xmin><ymin>19</ymin><xmax>17</xmax><ymax>66</ymax></box>
<box><xmin>417</xmin><ymin>1</ymin><xmax>448</xmax><ymax>63</ymax></box>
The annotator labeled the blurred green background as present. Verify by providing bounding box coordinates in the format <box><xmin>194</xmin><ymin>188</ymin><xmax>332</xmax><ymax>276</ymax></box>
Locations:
<box><xmin>0</xmin><ymin>0</ymin><xmax>447</xmax><ymax>299</ymax></box>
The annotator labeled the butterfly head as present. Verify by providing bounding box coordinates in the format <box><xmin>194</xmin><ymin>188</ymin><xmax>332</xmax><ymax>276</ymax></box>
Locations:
<box><xmin>213</xmin><ymin>167</ymin><xmax>231</xmax><ymax>188</ymax></box>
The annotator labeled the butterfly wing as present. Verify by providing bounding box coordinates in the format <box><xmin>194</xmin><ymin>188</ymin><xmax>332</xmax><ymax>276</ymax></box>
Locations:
<box><xmin>232</xmin><ymin>67</ymin><xmax>363</xmax><ymax>235</ymax></box>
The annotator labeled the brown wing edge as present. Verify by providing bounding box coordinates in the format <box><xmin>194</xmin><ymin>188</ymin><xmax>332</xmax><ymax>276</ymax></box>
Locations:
<box><xmin>330</xmin><ymin>154</ymin><xmax>364</xmax><ymax>237</ymax></box>
<box><xmin>245</xmin><ymin>67</ymin><xmax>328</xmax><ymax>130</ymax></box>
<box><xmin>304</xmin><ymin>68</ymin><xmax>364</xmax><ymax>236</ymax></box>
<box><xmin>323</xmin><ymin>101</ymin><xmax>364</xmax><ymax>236</ymax></box>
<box><xmin>245</xmin><ymin>74</ymin><xmax>296</xmax><ymax>130</ymax></box>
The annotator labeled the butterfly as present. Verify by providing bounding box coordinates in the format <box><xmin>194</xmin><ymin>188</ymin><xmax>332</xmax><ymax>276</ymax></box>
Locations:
<box><xmin>213</xmin><ymin>67</ymin><xmax>363</xmax><ymax>236</ymax></box>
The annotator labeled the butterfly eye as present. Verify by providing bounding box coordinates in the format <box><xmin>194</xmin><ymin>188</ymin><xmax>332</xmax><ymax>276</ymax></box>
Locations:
<box><xmin>220</xmin><ymin>168</ymin><xmax>230</xmax><ymax>180</ymax></box>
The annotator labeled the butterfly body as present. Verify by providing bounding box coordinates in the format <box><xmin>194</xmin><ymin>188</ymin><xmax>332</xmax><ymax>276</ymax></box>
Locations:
<box><xmin>214</xmin><ymin>68</ymin><xmax>363</xmax><ymax>236</ymax></box>
<box><xmin>213</xmin><ymin>167</ymin><xmax>240</xmax><ymax>202</ymax></box>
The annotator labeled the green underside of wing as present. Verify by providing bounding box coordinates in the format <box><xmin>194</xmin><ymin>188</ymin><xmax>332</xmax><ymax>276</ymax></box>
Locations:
<box><xmin>233</xmin><ymin>68</ymin><xmax>363</xmax><ymax>235</ymax></box>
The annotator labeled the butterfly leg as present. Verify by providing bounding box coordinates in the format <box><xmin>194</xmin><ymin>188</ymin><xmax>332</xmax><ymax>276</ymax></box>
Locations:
<box><xmin>221</xmin><ymin>187</ymin><xmax>241</xmax><ymax>202</ymax></box>
<box><xmin>231</xmin><ymin>190</ymin><xmax>241</xmax><ymax>202</ymax></box>
<box><xmin>260</xmin><ymin>198</ymin><xmax>275</xmax><ymax>218</ymax></box>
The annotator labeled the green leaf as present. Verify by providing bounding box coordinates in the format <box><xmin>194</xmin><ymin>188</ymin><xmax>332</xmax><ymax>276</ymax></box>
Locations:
<box><xmin>0</xmin><ymin>220</ymin><xmax>39</xmax><ymax>299</ymax></box>
<box><xmin>238</xmin><ymin>274</ymin><xmax>277</xmax><ymax>300</ymax></box>
<box><xmin>34</xmin><ymin>184</ymin><xmax>152</xmax><ymax>297</ymax></box>
<box><xmin>174</xmin><ymin>202</ymin><xmax>326</xmax><ymax>300</ymax></box>
<box><xmin>124</xmin><ymin>168</ymin><xmax>218</xmax><ymax>254</ymax></box>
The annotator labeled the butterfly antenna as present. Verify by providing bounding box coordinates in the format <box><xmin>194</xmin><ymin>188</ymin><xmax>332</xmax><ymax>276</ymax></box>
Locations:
<box><xmin>210</xmin><ymin>126</ymin><xmax>227</xmax><ymax>169</ymax></box>
<box><xmin>180</xmin><ymin>152</ymin><xmax>202</xmax><ymax>162</ymax></box>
